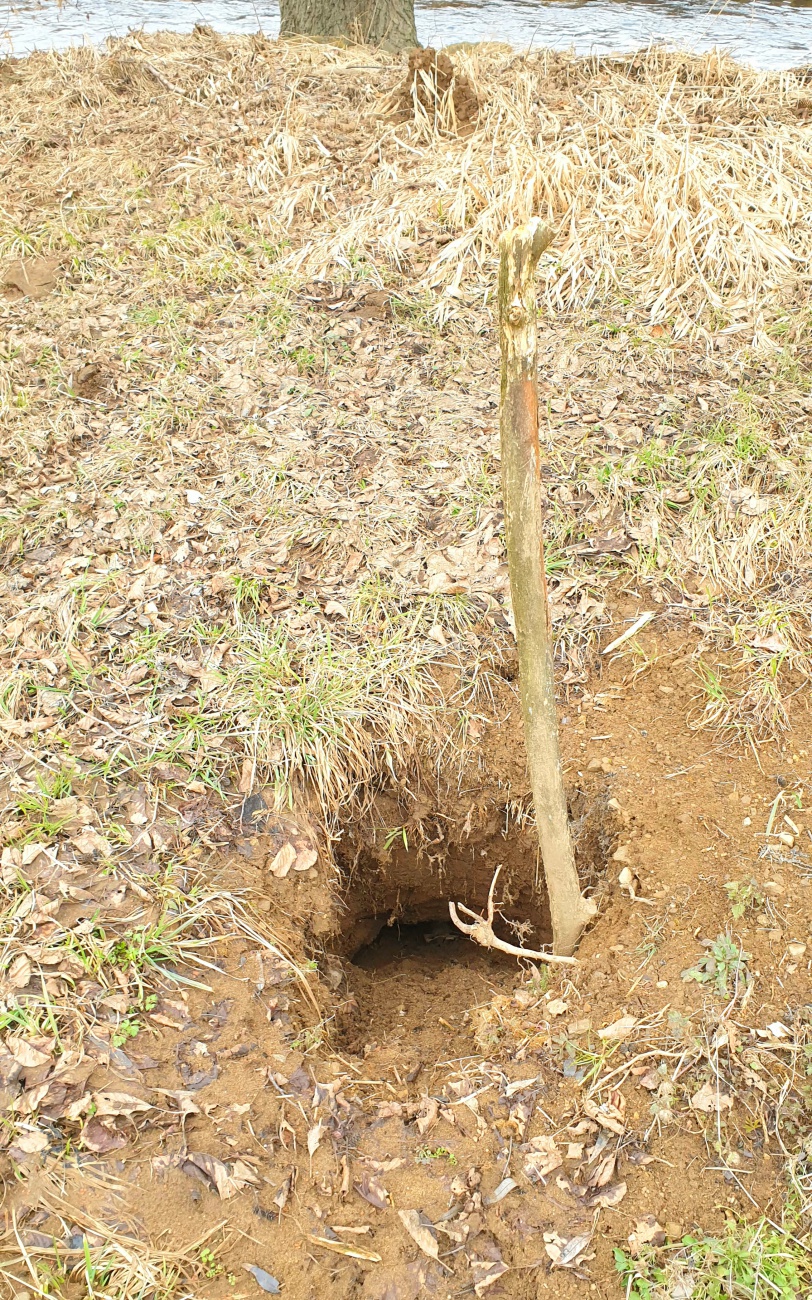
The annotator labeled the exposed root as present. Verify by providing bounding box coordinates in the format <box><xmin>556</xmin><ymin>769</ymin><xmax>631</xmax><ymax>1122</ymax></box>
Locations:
<box><xmin>448</xmin><ymin>865</ymin><xmax>578</xmax><ymax>966</ymax></box>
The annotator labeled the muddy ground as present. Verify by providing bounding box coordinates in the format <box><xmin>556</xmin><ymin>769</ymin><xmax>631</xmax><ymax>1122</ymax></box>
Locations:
<box><xmin>1</xmin><ymin>32</ymin><xmax>812</xmax><ymax>1300</ymax></box>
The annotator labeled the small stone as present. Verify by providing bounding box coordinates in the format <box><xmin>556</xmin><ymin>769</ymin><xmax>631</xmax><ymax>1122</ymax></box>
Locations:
<box><xmin>743</xmin><ymin>817</ymin><xmax>752</xmax><ymax>827</ymax></box>
<box><xmin>547</xmin><ymin>998</ymin><xmax>568</xmax><ymax>1017</ymax></box>
<box><xmin>656</xmin><ymin>980</ymin><xmax>668</xmax><ymax>988</ymax></box>
<box><xmin>787</xmin><ymin>941</ymin><xmax>807</xmax><ymax>960</ymax></box>
<box><xmin>777</xmin><ymin>832</ymin><xmax>795</xmax><ymax>848</ymax></box>
<box><xmin>665</xmin><ymin>1221</ymin><xmax>682</xmax><ymax>1240</ymax></box>
<box><xmin>612</xmin><ymin>844</ymin><xmax>632</xmax><ymax>864</ymax></box>
<box><xmin>587</xmin><ymin>757</ymin><xmax>603</xmax><ymax>771</ymax></box>
<box><xmin>767</xmin><ymin>928</ymin><xmax>783</xmax><ymax>941</ymax></box>
<box><xmin>607</xmin><ymin>797</ymin><xmax>622</xmax><ymax>812</ymax></box>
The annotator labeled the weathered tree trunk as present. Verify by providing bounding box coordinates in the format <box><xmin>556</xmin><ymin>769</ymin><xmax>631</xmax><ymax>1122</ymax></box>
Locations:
<box><xmin>279</xmin><ymin>0</ymin><xmax>418</xmax><ymax>52</ymax></box>
<box><xmin>498</xmin><ymin>219</ymin><xmax>597</xmax><ymax>957</ymax></box>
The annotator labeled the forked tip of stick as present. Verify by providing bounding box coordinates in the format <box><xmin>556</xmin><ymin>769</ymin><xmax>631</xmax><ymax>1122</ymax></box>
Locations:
<box><xmin>499</xmin><ymin>216</ymin><xmax>554</xmax><ymax>260</ymax></box>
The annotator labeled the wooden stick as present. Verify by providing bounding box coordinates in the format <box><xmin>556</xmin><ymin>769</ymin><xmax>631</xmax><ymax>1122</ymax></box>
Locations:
<box><xmin>498</xmin><ymin>219</ymin><xmax>596</xmax><ymax>956</ymax></box>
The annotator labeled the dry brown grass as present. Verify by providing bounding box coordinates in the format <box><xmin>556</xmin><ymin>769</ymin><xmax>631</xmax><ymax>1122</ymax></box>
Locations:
<box><xmin>239</xmin><ymin>41</ymin><xmax>812</xmax><ymax>337</ymax></box>
<box><xmin>1</xmin><ymin>32</ymin><xmax>811</xmax><ymax>803</ymax></box>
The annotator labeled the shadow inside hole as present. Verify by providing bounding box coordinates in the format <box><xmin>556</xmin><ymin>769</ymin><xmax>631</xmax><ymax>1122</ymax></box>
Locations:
<box><xmin>350</xmin><ymin>917</ymin><xmax>518</xmax><ymax>970</ymax></box>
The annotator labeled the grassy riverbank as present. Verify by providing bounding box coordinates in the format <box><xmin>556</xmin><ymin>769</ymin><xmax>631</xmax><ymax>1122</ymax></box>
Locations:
<box><xmin>1</xmin><ymin>33</ymin><xmax>812</xmax><ymax>1298</ymax></box>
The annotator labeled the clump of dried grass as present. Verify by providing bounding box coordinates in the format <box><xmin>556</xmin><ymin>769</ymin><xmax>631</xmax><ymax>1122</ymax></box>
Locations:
<box><xmin>6</xmin><ymin>36</ymin><xmax>812</xmax><ymax>339</ymax></box>
<box><xmin>1</xmin><ymin>1176</ymin><xmax>212</xmax><ymax>1299</ymax></box>
<box><xmin>231</xmin><ymin>40</ymin><xmax>812</xmax><ymax>338</ymax></box>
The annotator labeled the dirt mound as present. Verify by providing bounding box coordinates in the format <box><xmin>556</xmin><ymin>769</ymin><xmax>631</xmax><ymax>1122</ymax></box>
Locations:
<box><xmin>389</xmin><ymin>48</ymin><xmax>480</xmax><ymax>134</ymax></box>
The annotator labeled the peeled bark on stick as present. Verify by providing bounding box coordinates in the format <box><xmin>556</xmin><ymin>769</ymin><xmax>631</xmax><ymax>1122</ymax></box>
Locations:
<box><xmin>498</xmin><ymin>218</ymin><xmax>597</xmax><ymax>956</ymax></box>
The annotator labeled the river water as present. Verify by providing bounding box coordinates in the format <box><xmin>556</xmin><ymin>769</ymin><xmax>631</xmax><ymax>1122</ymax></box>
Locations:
<box><xmin>2</xmin><ymin>0</ymin><xmax>811</xmax><ymax>69</ymax></box>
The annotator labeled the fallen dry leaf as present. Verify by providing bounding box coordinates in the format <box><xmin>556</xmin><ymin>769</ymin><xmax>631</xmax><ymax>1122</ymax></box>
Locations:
<box><xmin>690</xmin><ymin>1082</ymin><xmax>733</xmax><ymax>1114</ymax></box>
<box><xmin>273</xmin><ymin>1171</ymin><xmax>294</xmax><ymax>1212</ymax></box>
<box><xmin>398</xmin><ymin>1209</ymin><xmax>439</xmax><ymax>1261</ymax></box>
<box><xmin>81</xmin><ymin>1118</ymin><xmax>128</xmax><ymax>1153</ymax></box>
<box><xmin>71</xmin><ymin>827</ymin><xmax>112</xmax><ymax>858</ymax></box>
<box><xmin>628</xmin><ymin>1215</ymin><xmax>667</xmax><ymax>1255</ymax></box>
<box><xmin>597</xmin><ymin>1014</ymin><xmax>638</xmax><ymax>1042</ymax></box>
<box><xmin>183</xmin><ymin>1152</ymin><xmax>260</xmax><ymax>1199</ymax></box>
<box><xmin>92</xmin><ymin>1090</ymin><xmax>152</xmax><ymax>1117</ymax></box>
<box><xmin>544</xmin><ymin>1231</ymin><xmax>594</xmax><ymax>1269</ymax></box>
<box><xmin>583</xmin><ymin>1095</ymin><xmax>626</xmax><ymax>1135</ymax></box>
<box><xmin>7</xmin><ymin>954</ymin><xmax>32</xmax><ymax>988</ymax></box>
<box><xmin>20</xmin><ymin>842</ymin><xmax>50</xmax><ymax>867</ymax></box>
<box><xmin>637</xmin><ymin>1068</ymin><xmax>661</xmax><ymax>1090</ymax></box>
<box><xmin>415</xmin><ymin>1096</ymin><xmax>439</xmax><ymax>1134</ymax></box>
<box><xmin>587</xmin><ymin>1149</ymin><xmax>617</xmax><ymax>1188</ymax></box>
<box><xmin>307</xmin><ymin>1119</ymin><xmax>327</xmax><ymax>1156</ymax></box>
<box><xmin>471</xmin><ymin>1256</ymin><xmax>508</xmax><ymax>1296</ymax></box>
<box><xmin>294</xmin><ymin>847</ymin><xmax>318</xmax><ymax>871</ymax></box>
<box><xmin>243</xmin><ymin>1264</ymin><xmax>281</xmax><ymax>1293</ymax></box>
<box><xmin>483</xmin><ymin>1176</ymin><xmax>518</xmax><ymax>1206</ymax></box>
<box><xmin>12</xmin><ymin>1130</ymin><xmax>49</xmax><ymax>1155</ymax></box>
<box><xmin>6</xmin><ymin>1036</ymin><xmax>53</xmax><ymax>1068</ymax></box>
<box><xmin>584</xmin><ymin>1179</ymin><xmax>627</xmax><ymax>1208</ymax></box>
<box><xmin>523</xmin><ymin>1134</ymin><xmax>562</xmax><ymax>1182</ymax></box>
<box><xmin>752</xmin><ymin>633</ymin><xmax>788</xmax><ymax>653</ymax></box>
<box><xmin>268</xmin><ymin>843</ymin><xmax>296</xmax><ymax>878</ymax></box>
<box><xmin>355</xmin><ymin>1172</ymin><xmax>390</xmax><ymax>1209</ymax></box>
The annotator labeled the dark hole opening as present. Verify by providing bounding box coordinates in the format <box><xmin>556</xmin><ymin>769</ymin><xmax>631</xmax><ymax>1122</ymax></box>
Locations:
<box><xmin>350</xmin><ymin>916</ymin><xmax>517</xmax><ymax>970</ymax></box>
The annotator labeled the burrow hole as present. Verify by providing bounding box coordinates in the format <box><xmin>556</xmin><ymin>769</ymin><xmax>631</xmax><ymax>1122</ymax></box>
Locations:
<box><xmin>327</xmin><ymin>792</ymin><xmax>608</xmax><ymax>1059</ymax></box>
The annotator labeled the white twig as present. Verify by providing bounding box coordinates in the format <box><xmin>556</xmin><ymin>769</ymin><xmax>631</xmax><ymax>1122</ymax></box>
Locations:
<box><xmin>601</xmin><ymin>610</ymin><xmax>655</xmax><ymax>655</ymax></box>
<box><xmin>448</xmin><ymin>865</ymin><xmax>578</xmax><ymax>966</ymax></box>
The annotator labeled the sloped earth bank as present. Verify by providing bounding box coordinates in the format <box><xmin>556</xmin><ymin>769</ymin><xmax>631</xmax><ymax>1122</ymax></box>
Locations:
<box><xmin>1</xmin><ymin>32</ymin><xmax>812</xmax><ymax>1300</ymax></box>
